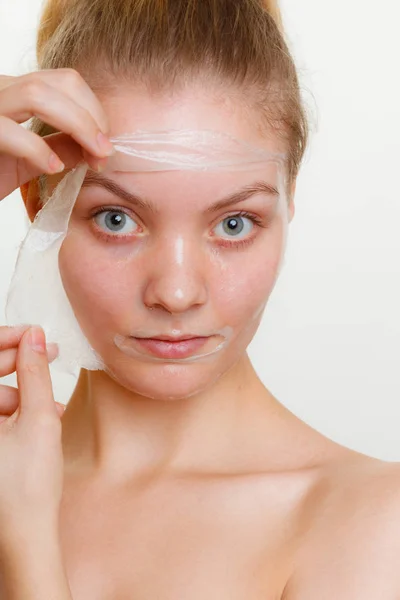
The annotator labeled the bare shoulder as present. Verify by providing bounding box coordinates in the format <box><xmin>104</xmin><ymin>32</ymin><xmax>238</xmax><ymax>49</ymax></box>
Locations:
<box><xmin>309</xmin><ymin>450</ymin><xmax>400</xmax><ymax>505</ymax></box>
<box><xmin>285</xmin><ymin>452</ymin><xmax>400</xmax><ymax>599</ymax></box>
<box><xmin>311</xmin><ymin>452</ymin><xmax>400</xmax><ymax>525</ymax></box>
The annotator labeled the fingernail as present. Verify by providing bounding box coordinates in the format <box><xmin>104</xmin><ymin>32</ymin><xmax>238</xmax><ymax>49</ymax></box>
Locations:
<box><xmin>48</xmin><ymin>153</ymin><xmax>65</xmax><ymax>174</ymax></box>
<box><xmin>97</xmin><ymin>132</ymin><xmax>115</xmax><ymax>156</ymax></box>
<box><xmin>28</xmin><ymin>326</ymin><xmax>46</xmax><ymax>354</ymax></box>
<box><xmin>46</xmin><ymin>343</ymin><xmax>59</xmax><ymax>361</ymax></box>
<box><xmin>95</xmin><ymin>157</ymin><xmax>109</xmax><ymax>173</ymax></box>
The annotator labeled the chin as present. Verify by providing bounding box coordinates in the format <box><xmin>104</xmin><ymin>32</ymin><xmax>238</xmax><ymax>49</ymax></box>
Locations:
<box><xmin>103</xmin><ymin>355</ymin><xmax>231</xmax><ymax>402</ymax></box>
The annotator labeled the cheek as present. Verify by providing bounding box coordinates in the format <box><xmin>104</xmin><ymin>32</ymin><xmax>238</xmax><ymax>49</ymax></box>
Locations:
<box><xmin>58</xmin><ymin>232</ymin><xmax>282</xmax><ymax>333</ymax></box>
<box><xmin>211</xmin><ymin>249</ymin><xmax>281</xmax><ymax>327</ymax></box>
<box><xmin>58</xmin><ymin>239</ymin><xmax>132</xmax><ymax>325</ymax></box>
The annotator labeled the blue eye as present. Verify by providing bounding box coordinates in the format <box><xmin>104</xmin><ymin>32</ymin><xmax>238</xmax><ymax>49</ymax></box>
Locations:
<box><xmin>214</xmin><ymin>215</ymin><xmax>254</xmax><ymax>240</ymax></box>
<box><xmin>94</xmin><ymin>210</ymin><xmax>138</xmax><ymax>235</ymax></box>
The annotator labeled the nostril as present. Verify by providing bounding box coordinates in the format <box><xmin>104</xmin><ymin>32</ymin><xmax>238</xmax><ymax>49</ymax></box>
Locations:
<box><xmin>143</xmin><ymin>272</ymin><xmax>208</xmax><ymax>314</ymax></box>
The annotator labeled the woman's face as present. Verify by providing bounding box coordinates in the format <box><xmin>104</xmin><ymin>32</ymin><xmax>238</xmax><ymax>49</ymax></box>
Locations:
<box><xmin>58</xmin><ymin>82</ymin><xmax>295</xmax><ymax>400</ymax></box>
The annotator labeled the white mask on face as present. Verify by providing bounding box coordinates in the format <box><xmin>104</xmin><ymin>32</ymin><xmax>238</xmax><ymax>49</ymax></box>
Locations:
<box><xmin>6</xmin><ymin>130</ymin><xmax>289</xmax><ymax>374</ymax></box>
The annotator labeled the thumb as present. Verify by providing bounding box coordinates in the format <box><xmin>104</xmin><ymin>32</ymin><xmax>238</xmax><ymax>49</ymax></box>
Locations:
<box><xmin>45</xmin><ymin>132</ymin><xmax>106</xmax><ymax>173</ymax></box>
<box><xmin>16</xmin><ymin>326</ymin><xmax>57</xmax><ymax>422</ymax></box>
<box><xmin>43</xmin><ymin>132</ymin><xmax>85</xmax><ymax>170</ymax></box>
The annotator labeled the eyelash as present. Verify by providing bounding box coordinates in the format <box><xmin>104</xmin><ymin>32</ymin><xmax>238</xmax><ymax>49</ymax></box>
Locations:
<box><xmin>213</xmin><ymin>211</ymin><xmax>265</xmax><ymax>250</ymax></box>
<box><xmin>90</xmin><ymin>205</ymin><xmax>267</xmax><ymax>249</ymax></box>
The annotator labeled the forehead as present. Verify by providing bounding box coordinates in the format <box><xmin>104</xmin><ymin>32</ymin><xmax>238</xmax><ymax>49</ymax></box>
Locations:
<box><xmin>75</xmin><ymin>161</ymin><xmax>282</xmax><ymax>228</ymax></box>
<box><xmin>96</xmin><ymin>81</ymin><xmax>286</xmax><ymax>156</ymax></box>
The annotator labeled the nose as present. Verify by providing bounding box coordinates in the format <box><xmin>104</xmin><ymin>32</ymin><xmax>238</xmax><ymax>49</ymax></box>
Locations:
<box><xmin>142</xmin><ymin>237</ymin><xmax>208</xmax><ymax>314</ymax></box>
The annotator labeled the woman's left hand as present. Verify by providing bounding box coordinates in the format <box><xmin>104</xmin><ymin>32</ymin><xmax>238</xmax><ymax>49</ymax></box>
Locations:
<box><xmin>0</xmin><ymin>325</ymin><xmax>65</xmax><ymax>549</ymax></box>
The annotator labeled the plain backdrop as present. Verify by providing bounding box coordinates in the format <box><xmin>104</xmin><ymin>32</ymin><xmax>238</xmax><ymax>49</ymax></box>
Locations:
<box><xmin>0</xmin><ymin>0</ymin><xmax>399</xmax><ymax>461</ymax></box>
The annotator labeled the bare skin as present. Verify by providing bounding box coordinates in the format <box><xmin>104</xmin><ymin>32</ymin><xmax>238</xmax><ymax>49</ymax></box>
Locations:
<box><xmin>2</xmin><ymin>70</ymin><xmax>400</xmax><ymax>599</ymax></box>
<box><xmin>58</xmin><ymin>363</ymin><xmax>400</xmax><ymax>600</ymax></box>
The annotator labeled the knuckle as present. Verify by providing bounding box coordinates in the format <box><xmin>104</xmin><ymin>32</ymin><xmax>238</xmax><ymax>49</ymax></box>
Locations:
<box><xmin>67</xmin><ymin>104</ymin><xmax>96</xmax><ymax>137</ymax></box>
<box><xmin>21</xmin><ymin>78</ymin><xmax>43</xmax><ymax>104</ymax></box>
<box><xmin>61</xmin><ymin>68</ymin><xmax>83</xmax><ymax>88</ymax></box>
<box><xmin>22</xmin><ymin>361</ymin><xmax>42</xmax><ymax>376</ymax></box>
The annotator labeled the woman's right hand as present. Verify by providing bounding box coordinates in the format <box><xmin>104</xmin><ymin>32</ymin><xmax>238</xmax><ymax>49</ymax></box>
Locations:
<box><xmin>0</xmin><ymin>326</ymin><xmax>64</xmax><ymax>422</ymax></box>
<box><xmin>0</xmin><ymin>68</ymin><xmax>115</xmax><ymax>201</ymax></box>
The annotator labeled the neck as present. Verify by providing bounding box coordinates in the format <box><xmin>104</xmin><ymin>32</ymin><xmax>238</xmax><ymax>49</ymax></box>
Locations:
<box><xmin>61</xmin><ymin>353</ymin><xmax>285</xmax><ymax>483</ymax></box>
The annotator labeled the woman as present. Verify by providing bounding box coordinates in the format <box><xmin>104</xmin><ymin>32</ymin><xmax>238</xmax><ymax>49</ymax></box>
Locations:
<box><xmin>1</xmin><ymin>0</ymin><xmax>400</xmax><ymax>598</ymax></box>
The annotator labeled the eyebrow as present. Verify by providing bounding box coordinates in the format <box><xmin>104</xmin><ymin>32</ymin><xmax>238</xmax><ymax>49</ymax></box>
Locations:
<box><xmin>81</xmin><ymin>171</ymin><xmax>279</xmax><ymax>214</ymax></box>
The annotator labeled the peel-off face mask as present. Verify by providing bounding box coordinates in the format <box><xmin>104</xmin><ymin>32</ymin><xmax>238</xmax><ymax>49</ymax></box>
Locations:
<box><xmin>6</xmin><ymin>130</ymin><xmax>289</xmax><ymax>375</ymax></box>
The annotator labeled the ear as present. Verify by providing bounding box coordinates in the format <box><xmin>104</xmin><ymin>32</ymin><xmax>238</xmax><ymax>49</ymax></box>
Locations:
<box><xmin>20</xmin><ymin>179</ymin><xmax>41</xmax><ymax>222</ymax></box>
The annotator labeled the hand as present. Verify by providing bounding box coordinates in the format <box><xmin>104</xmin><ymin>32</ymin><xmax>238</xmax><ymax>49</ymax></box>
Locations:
<box><xmin>0</xmin><ymin>325</ymin><xmax>63</xmax><ymax>423</ymax></box>
<box><xmin>0</xmin><ymin>68</ymin><xmax>115</xmax><ymax>201</ymax></box>
<box><xmin>0</xmin><ymin>325</ymin><xmax>65</xmax><ymax>547</ymax></box>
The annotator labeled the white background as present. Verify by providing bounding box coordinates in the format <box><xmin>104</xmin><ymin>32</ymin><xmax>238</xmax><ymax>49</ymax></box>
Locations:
<box><xmin>0</xmin><ymin>0</ymin><xmax>399</xmax><ymax>460</ymax></box>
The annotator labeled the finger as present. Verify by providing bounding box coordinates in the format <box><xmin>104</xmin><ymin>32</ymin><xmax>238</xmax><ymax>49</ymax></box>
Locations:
<box><xmin>0</xmin><ymin>390</ymin><xmax>64</xmax><ymax>424</ymax></box>
<box><xmin>0</xmin><ymin>325</ymin><xmax>30</xmax><ymax>350</ymax></box>
<box><xmin>82</xmin><ymin>150</ymin><xmax>111</xmax><ymax>173</ymax></box>
<box><xmin>7</xmin><ymin>71</ymin><xmax>110</xmax><ymax>135</ymax></box>
<box><xmin>0</xmin><ymin>78</ymin><xmax>114</xmax><ymax>160</ymax></box>
<box><xmin>16</xmin><ymin>326</ymin><xmax>57</xmax><ymax>421</ymax></box>
<box><xmin>0</xmin><ymin>116</ymin><xmax>66</xmax><ymax>184</ymax></box>
<box><xmin>35</xmin><ymin>69</ymin><xmax>110</xmax><ymax>135</ymax></box>
<box><xmin>0</xmin><ymin>75</ymin><xmax>17</xmax><ymax>92</ymax></box>
<box><xmin>44</xmin><ymin>132</ymin><xmax>110</xmax><ymax>173</ymax></box>
<box><xmin>1</xmin><ymin>132</ymin><xmax>103</xmax><ymax>195</ymax></box>
<box><xmin>0</xmin><ymin>343</ymin><xmax>59</xmax><ymax>378</ymax></box>
<box><xmin>41</xmin><ymin>133</ymin><xmax>83</xmax><ymax>169</ymax></box>
<box><xmin>0</xmin><ymin>385</ymin><xmax>19</xmax><ymax>422</ymax></box>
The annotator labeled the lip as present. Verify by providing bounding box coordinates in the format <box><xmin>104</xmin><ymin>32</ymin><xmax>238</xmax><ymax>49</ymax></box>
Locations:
<box><xmin>141</xmin><ymin>334</ymin><xmax>204</xmax><ymax>342</ymax></box>
<box><xmin>132</xmin><ymin>336</ymin><xmax>211</xmax><ymax>359</ymax></box>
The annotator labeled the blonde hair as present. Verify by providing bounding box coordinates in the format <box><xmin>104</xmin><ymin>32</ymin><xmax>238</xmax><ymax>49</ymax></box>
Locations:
<box><xmin>32</xmin><ymin>0</ymin><xmax>308</xmax><ymax>188</ymax></box>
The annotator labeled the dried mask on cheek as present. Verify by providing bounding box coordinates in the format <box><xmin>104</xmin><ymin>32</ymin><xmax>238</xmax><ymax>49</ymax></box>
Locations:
<box><xmin>6</xmin><ymin>130</ymin><xmax>289</xmax><ymax>373</ymax></box>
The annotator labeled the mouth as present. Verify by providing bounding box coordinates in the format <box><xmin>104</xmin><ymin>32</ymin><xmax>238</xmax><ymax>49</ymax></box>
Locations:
<box><xmin>131</xmin><ymin>335</ymin><xmax>212</xmax><ymax>359</ymax></box>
